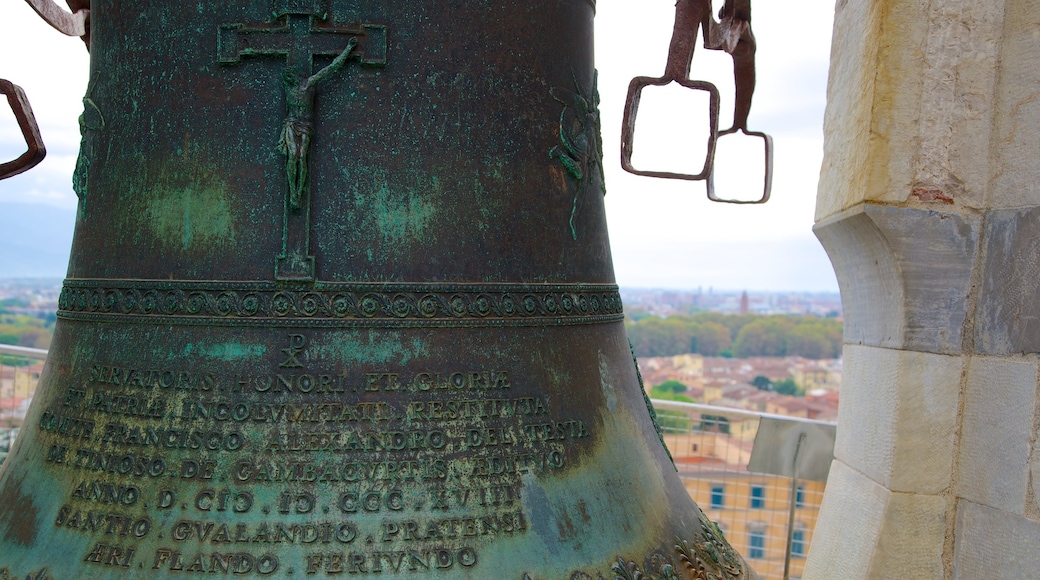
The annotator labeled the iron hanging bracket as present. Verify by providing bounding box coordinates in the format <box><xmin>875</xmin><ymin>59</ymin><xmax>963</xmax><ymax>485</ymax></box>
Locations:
<box><xmin>703</xmin><ymin>0</ymin><xmax>772</xmax><ymax>203</ymax></box>
<box><xmin>620</xmin><ymin>0</ymin><xmax>772</xmax><ymax>204</ymax></box>
<box><xmin>621</xmin><ymin>0</ymin><xmax>720</xmax><ymax>182</ymax></box>
<box><xmin>0</xmin><ymin>80</ymin><xmax>47</xmax><ymax>180</ymax></box>
<box><xmin>2</xmin><ymin>2</ymin><xmax>91</xmax><ymax>180</ymax></box>
<box><xmin>23</xmin><ymin>0</ymin><xmax>91</xmax><ymax>49</ymax></box>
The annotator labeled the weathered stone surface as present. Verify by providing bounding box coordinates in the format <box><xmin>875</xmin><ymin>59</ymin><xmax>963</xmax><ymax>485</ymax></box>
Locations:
<box><xmin>837</xmin><ymin>345</ymin><xmax>962</xmax><ymax>494</ymax></box>
<box><xmin>815</xmin><ymin>204</ymin><xmax>978</xmax><ymax>354</ymax></box>
<box><xmin>815</xmin><ymin>0</ymin><xmax>891</xmax><ymax>221</ymax></box>
<box><xmin>802</xmin><ymin>460</ymin><xmax>889</xmax><ymax>579</ymax></box>
<box><xmin>987</xmin><ymin>0</ymin><xmax>1040</xmax><ymax>209</ymax></box>
<box><xmin>956</xmin><ymin>357</ymin><xmax>1038</xmax><ymax>515</ymax></box>
<box><xmin>860</xmin><ymin>0</ymin><xmax>928</xmax><ymax>210</ymax></box>
<box><xmin>809</xmin><ymin>0</ymin><xmax>1040</xmax><ymax>576</ymax></box>
<box><xmin>953</xmin><ymin>500</ymin><xmax>1040</xmax><ymax>579</ymax></box>
<box><xmin>913</xmin><ymin>0</ymin><xmax>1004</xmax><ymax>210</ymax></box>
<box><xmin>803</xmin><ymin>460</ymin><xmax>950</xmax><ymax>580</ymax></box>
<box><xmin>814</xmin><ymin>209</ymin><xmax>903</xmax><ymax>349</ymax></box>
<box><xmin>868</xmin><ymin>492</ymin><xmax>951</xmax><ymax>579</ymax></box>
<box><xmin>1029</xmin><ymin>454</ymin><xmax>1040</xmax><ymax>519</ymax></box>
<box><xmin>815</xmin><ymin>0</ymin><xmax>1005</xmax><ymax>221</ymax></box>
<box><xmin>975</xmin><ymin>207</ymin><xmax>1040</xmax><ymax>355</ymax></box>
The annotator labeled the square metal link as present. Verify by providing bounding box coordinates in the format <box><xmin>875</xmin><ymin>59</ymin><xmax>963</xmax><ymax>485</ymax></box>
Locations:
<box><xmin>707</xmin><ymin>129</ymin><xmax>773</xmax><ymax>204</ymax></box>
<box><xmin>620</xmin><ymin>76</ymin><xmax>720</xmax><ymax>181</ymax></box>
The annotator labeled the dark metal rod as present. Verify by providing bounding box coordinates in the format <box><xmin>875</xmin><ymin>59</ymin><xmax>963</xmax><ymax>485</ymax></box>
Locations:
<box><xmin>784</xmin><ymin>432</ymin><xmax>806</xmax><ymax>580</ymax></box>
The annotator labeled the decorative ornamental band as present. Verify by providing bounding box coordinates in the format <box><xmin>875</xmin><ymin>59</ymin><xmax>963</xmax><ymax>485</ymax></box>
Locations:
<box><xmin>57</xmin><ymin>280</ymin><xmax>624</xmax><ymax>328</ymax></box>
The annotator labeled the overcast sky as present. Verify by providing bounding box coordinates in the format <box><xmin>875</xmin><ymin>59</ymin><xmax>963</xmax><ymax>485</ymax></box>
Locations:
<box><xmin>0</xmin><ymin>1</ymin><xmax>838</xmax><ymax>291</ymax></box>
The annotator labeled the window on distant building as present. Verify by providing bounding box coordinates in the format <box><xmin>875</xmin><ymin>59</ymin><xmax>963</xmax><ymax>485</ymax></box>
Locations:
<box><xmin>791</xmin><ymin>524</ymin><xmax>807</xmax><ymax>557</ymax></box>
<box><xmin>795</xmin><ymin>485</ymin><xmax>805</xmax><ymax>508</ymax></box>
<box><xmin>750</xmin><ymin>484</ymin><xmax>765</xmax><ymax>509</ymax></box>
<box><xmin>710</xmin><ymin>485</ymin><xmax>725</xmax><ymax>508</ymax></box>
<box><xmin>748</xmin><ymin>527</ymin><xmax>766</xmax><ymax>559</ymax></box>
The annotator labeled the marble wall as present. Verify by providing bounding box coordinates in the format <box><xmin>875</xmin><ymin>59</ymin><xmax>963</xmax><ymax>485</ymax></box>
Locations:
<box><xmin>805</xmin><ymin>0</ymin><xmax>1040</xmax><ymax>577</ymax></box>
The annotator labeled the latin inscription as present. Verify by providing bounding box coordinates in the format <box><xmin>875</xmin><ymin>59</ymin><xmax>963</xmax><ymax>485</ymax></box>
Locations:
<box><xmin>152</xmin><ymin>550</ymin><xmax>279</xmax><ymax>575</ymax></box>
<box><xmin>55</xmin><ymin>505</ymin><xmax>152</xmax><ymax>538</ymax></box>
<box><xmin>84</xmin><ymin>543</ymin><xmax>136</xmax><ymax>569</ymax></box>
<box><xmin>304</xmin><ymin>548</ymin><xmax>478</xmax><ymax>575</ymax></box>
<box><xmin>90</xmin><ymin>365</ymin><xmax>217</xmax><ymax>391</ymax></box>
<box><xmin>42</xmin><ymin>339</ymin><xmax>596</xmax><ymax>574</ymax></box>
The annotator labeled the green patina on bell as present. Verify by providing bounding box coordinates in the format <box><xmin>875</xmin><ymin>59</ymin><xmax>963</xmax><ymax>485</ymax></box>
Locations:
<box><xmin>0</xmin><ymin>1</ymin><xmax>754</xmax><ymax>578</ymax></box>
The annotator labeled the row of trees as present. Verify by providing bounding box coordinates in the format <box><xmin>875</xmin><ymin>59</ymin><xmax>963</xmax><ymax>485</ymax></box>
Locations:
<box><xmin>0</xmin><ymin>300</ymin><xmax>54</xmax><ymax>350</ymax></box>
<box><xmin>751</xmin><ymin>375</ymin><xmax>804</xmax><ymax>396</ymax></box>
<box><xmin>627</xmin><ymin>312</ymin><xmax>842</xmax><ymax>359</ymax></box>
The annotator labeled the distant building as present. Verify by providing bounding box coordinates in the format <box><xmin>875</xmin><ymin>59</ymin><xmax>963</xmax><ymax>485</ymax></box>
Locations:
<box><xmin>620</xmin><ymin>288</ymin><xmax>843</xmax><ymax>318</ymax></box>
<box><xmin>789</xmin><ymin>358</ymin><xmax>842</xmax><ymax>392</ymax></box>
<box><xmin>665</xmin><ymin>422</ymin><xmax>825</xmax><ymax>580</ymax></box>
<box><xmin>0</xmin><ymin>361</ymin><xmax>43</xmax><ymax>400</ymax></box>
<box><xmin>669</xmin><ymin>353</ymin><xmax>704</xmax><ymax>378</ymax></box>
<box><xmin>638</xmin><ymin>355</ymin><xmax>841</xmax><ymax>420</ymax></box>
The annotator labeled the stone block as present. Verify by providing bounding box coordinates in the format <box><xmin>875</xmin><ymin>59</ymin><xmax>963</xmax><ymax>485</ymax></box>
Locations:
<box><xmin>814</xmin><ymin>209</ymin><xmax>904</xmax><ymax>349</ymax></box>
<box><xmin>815</xmin><ymin>0</ymin><xmax>885</xmax><ymax>222</ymax></box>
<box><xmin>816</xmin><ymin>0</ymin><xmax>1007</xmax><ymax>220</ymax></box>
<box><xmin>836</xmin><ymin>345</ymin><xmax>962</xmax><ymax>494</ymax></box>
<box><xmin>988</xmin><ymin>0</ymin><xmax>1040</xmax><ymax>209</ymax></box>
<box><xmin>863</xmin><ymin>205</ymin><xmax>977</xmax><ymax>355</ymax></box>
<box><xmin>804</xmin><ymin>461</ymin><xmax>949</xmax><ymax>580</ymax></box>
<box><xmin>815</xmin><ymin>205</ymin><xmax>978</xmax><ymax>354</ymax></box>
<box><xmin>953</xmin><ymin>500</ymin><xmax>1040</xmax><ymax>579</ymax></box>
<box><xmin>913</xmin><ymin>0</ymin><xmax>1004</xmax><ymax>210</ymax></box>
<box><xmin>803</xmin><ymin>460</ymin><xmax>889</xmax><ymax>579</ymax></box>
<box><xmin>956</xmin><ymin>357</ymin><xmax>1038</xmax><ymax>515</ymax></box>
<box><xmin>861</xmin><ymin>0</ymin><xmax>929</xmax><ymax>207</ymax></box>
<box><xmin>975</xmin><ymin>207</ymin><xmax>1040</xmax><ymax>355</ymax></box>
<box><xmin>868</xmin><ymin>492</ymin><xmax>951</xmax><ymax>579</ymax></box>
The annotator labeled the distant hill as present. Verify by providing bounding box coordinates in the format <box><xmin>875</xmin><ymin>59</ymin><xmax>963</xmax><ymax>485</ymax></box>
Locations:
<box><xmin>0</xmin><ymin>204</ymin><xmax>76</xmax><ymax>278</ymax></box>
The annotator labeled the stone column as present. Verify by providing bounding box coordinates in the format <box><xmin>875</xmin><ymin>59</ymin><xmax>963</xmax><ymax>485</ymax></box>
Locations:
<box><xmin>804</xmin><ymin>0</ymin><xmax>1040</xmax><ymax>578</ymax></box>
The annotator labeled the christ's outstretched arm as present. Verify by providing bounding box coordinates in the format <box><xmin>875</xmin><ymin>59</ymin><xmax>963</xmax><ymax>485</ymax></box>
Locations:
<box><xmin>306</xmin><ymin>36</ymin><xmax>359</xmax><ymax>89</ymax></box>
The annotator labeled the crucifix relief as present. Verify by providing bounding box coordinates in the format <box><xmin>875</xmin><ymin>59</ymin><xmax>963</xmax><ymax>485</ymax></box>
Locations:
<box><xmin>218</xmin><ymin>3</ymin><xmax>387</xmax><ymax>281</ymax></box>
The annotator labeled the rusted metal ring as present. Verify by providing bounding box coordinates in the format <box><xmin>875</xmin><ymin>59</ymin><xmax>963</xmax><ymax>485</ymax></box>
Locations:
<box><xmin>620</xmin><ymin>76</ymin><xmax>721</xmax><ymax>181</ymax></box>
<box><xmin>706</xmin><ymin>127</ymin><xmax>773</xmax><ymax>204</ymax></box>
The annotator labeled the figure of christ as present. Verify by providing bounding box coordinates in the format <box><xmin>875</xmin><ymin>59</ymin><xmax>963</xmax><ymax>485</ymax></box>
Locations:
<box><xmin>278</xmin><ymin>36</ymin><xmax>359</xmax><ymax>211</ymax></box>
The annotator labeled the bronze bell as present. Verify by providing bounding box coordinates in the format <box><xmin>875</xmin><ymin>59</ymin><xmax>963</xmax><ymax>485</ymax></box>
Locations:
<box><xmin>0</xmin><ymin>1</ymin><xmax>756</xmax><ymax>578</ymax></box>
